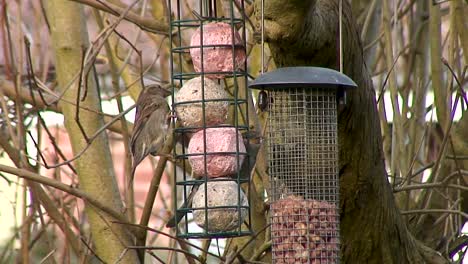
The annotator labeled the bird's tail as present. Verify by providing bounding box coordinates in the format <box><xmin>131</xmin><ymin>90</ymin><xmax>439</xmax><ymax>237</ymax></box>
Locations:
<box><xmin>166</xmin><ymin>184</ymin><xmax>199</xmax><ymax>228</ymax></box>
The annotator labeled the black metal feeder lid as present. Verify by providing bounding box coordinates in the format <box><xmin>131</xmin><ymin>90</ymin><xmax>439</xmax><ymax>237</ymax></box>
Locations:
<box><xmin>249</xmin><ymin>66</ymin><xmax>357</xmax><ymax>90</ymax></box>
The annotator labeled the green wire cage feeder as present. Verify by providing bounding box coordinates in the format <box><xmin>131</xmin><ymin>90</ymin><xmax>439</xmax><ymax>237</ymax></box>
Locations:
<box><xmin>250</xmin><ymin>67</ymin><xmax>357</xmax><ymax>263</ymax></box>
<box><xmin>168</xmin><ymin>0</ymin><xmax>252</xmax><ymax>238</ymax></box>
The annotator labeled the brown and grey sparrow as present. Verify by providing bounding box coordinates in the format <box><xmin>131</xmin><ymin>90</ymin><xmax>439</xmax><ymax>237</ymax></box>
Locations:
<box><xmin>130</xmin><ymin>84</ymin><xmax>172</xmax><ymax>184</ymax></box>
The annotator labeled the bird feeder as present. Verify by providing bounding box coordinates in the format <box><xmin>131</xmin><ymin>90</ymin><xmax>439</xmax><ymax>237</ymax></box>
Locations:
<box><xmin>249</xmin><ymin>67</ymin><xmax>357</xmax><ymax>263</ymax></box>
<box><xmin>168</xmin><ymin>0</ymin><xmax>252</xmax><ymax>238</ymax></box>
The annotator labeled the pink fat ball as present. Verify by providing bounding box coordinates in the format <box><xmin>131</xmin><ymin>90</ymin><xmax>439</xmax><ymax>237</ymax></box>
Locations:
<box><xmin>188</xmin><ymin>127</ymin><xmax>246</xmax><ymax>178</ymax></box>
<box><xmin>190</xmin><ymin>22</ymin><xmax>246</xmax><ymax>79</ymax></box>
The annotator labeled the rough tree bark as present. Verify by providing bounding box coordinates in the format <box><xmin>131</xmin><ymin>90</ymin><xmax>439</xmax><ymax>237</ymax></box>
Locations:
<box><xmin>255</xmin><ymin>0</ymin><xmax>448</xmax><ymax>263</ymax></box>
<box><xmin>46</xmin><ymin>1</ymin><xmax>139</xmax><ymax>263</ymax></box>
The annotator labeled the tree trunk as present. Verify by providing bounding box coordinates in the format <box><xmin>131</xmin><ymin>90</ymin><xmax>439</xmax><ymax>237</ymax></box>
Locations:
<box><xmin>46</xmin><ymin>1</ymin><xmax>139</xmax><ymax>263</ymax></box>
<box><xmin>255</xmin><ymin>0</ymin><xmax>448</xmax><ymax>263</ymax></box>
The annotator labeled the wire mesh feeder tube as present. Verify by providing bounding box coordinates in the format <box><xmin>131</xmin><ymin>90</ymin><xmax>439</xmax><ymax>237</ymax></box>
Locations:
<box><xmin>249</xmin><ymin>67</ymin><xmax>357</xmax><ymax>264</ymax></box>
<box><xmin>269</xmin><ymin>88</ymin><xmax>340</xmax><ymax>263</ymax></box>
<box><xmin>168</xmin><ymin>0</ymin><xmax>252</xmax><ymax>238</ymax></box>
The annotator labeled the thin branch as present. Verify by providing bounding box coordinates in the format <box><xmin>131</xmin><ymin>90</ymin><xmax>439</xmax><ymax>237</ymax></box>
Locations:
<box><xmin>250</xmin><ymin>240</ymin><xmax>271</xmax><ymax>261</ymax></box>
<box><xmin>70</xmin><ymin>0</ymin><xmax>143</xmax><ymax>145</ymax></box>
<box><xmin>136</xmin><ymin>133</ymin><xmax>174</xmax><ymax>259</ymax></box>
<box><xmin>0</xmin><ymin>164</ymin><xmax>130</xmax><ymax>225</ymax></box>
<box><xmin>229</xmin><ymin>224</ymin><xmax>270</xmax><ymax>261</ymax></box>
<box><xmin>442</xmin><ymin>57</ymin><xmax>468</xmax><ymax>106</ymax></box>
<box><xmin>78</xmin><ymin>236</ymin><xmax>105</xmax><ymax>263</ymax></box>
<box><xmin>394</xmin><ymin>182</ymin><xmax>468</xmax><ymax>193</ymax></box>
<box><xmin>24</xmin><ymin>38</ymin><xmax>51</xmax><ymax>107</ymax></box>
<box><xmin>446</xmin><ymin>155</ymin><xmax>468</xmax><ymax>160</ymax></box>
<box><xmin>93</xmin><ymin>9</ymin><xmax>135</xmax><ymax>223</ymax></box>
<box><xmin>417</xmin><ymin>63</ymin><xmax>464</xmax><ymax>225</ymax></box>
<box><xmin>113</xmin><ymin>221</ymin><xmax>224</xmax><ymax>261</ymax></box>
<box><xmin>401</xmin><ymin>209</ymin><xmax>468</xmax><ymax>219</ymax></box>
<box><xmin>127</xmin><ymin>246</ymin><xmax>201</xmax><ymax>263</ymax></box>
<box><xmin>38</xmin><ymin>104</ymin><xmax>135</xmax><ymax>168</ymax></box>
<box><xmin>29</xmin><ymin>183</ymin><xmax>85</xmax><ymax>257</ymax></box>
<box><xmin>410</xmin><ymin>162</ymin><xmax>435</xmax><ymax>180</ymax></box>
<box><xmin>147</xmin><ymin>251</ymin><xmax>166</xmax><ymax>264</ymax></box>
<box><xmin>0</xmin><ymin>78</ymin><xmax>133</xmax><ymax>133</ymax></box>
<box><xmin>448</xmin><ymin>235</ymin><xmax>468</xmax><ymax>258</ymax></box>
<box><xmin>74</xmin><ymin>48</ymin><xmax>90</xmax><ymax>142</ymax></box>
<box><xmin>27</xmin><ymin>117</ymin><xmax>77</xmax><ymax>174</ymax></box>
<box><xmin>68</xmin><ymin>0</ymin><xmax>169</xmax><ymax>35</ymax></box>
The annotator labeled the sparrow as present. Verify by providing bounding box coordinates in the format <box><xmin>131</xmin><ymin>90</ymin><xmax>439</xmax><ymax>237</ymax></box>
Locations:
<box><xmin>130</xmin><ymin>84</ymin><xmax>172</xmax><ymax>185</ymax></box>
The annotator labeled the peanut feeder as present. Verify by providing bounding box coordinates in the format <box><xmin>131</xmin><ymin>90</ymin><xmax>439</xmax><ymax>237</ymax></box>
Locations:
<box><xmin>250</xmin><ymin>67</ymin><xmax>357</xmax><ymax>264</ymax></box>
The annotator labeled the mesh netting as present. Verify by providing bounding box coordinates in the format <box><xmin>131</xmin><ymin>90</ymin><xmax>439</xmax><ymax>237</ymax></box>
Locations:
<box><xmin>267</xmin><ymin>87</ymin><xmax>340</xmax><ymax>263</ymax></box>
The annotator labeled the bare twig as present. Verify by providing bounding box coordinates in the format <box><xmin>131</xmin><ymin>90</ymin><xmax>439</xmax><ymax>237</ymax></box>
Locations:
<box><xmin>0</xmin><ymin>164</ymin><xmax>130</xmax><ymax>224</ymax></box>
<box><xmin>27</xmin><ymin>118</ymin><xmax>77</xmax><ymax>174</ymax></box>
<box><xmin>127</xmin><ymin>246</ymin><xmax>201</xmax><ymax>263</ymax></box>
<box><xmin>0</xmin><ymin>78</ymin><xmax>133</xmax><ymax>133</ymax></box>
<box><xmin>136</xmin><ymin>133</ymin><xmax>174</xmax><ymax>259</ymax></box>
<box><xmin>24</xmin><ymin>38</ymin><xmax>52</xmax><ymax>107</ymax></box>
<box><xmin>93</xmin><ymin>9</ymin><xmax>135</xmax><ymax>223</ymax></box>
<box><xmin>74</xmin><ymin>48</ymin><xmax>90</xmax><ymax>142</ymax></box>
<box><xmin>113</xmin><ymin>221</ymin><xmax>224</xmax><ymax>262</ymax></box>
<box><xmin>401</xmin><ymin>209</ymin><xmax>468</xmax><ymax>219</ymax></box>
<box><xmin>68</xmin><ymin>0</ymin><xmax>169</xmax><ymax>35</ymax></box>
<box><xmin>228</xmin><ymin>224</ymin><xmax>270</xmax><ymax>261</ymax></box>
<box><xmin>394</xmin><ymin>182</ymin><xmax>468</xmax><ymax>193</ymax></box>
<box><xmin>35</xmin><ymin>104</ymin><xmax>135</xmax><ymax>168</ymax></box>
<box><xmin>416</xmin><ymin>60</ymin><xmax>465</xmax><ymax>225</ymax></box>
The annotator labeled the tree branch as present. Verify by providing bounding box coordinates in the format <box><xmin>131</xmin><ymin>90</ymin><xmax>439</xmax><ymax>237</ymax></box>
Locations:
<box><xmin>0</xmin><ymin>78</ymin><xmax>133</xmax><ymax>133</ymax></box>
<box><xmin>0</xmin><ymin>164</ymin><xmax>130</xmax><ymax>224</ymax></box>
<box><xmin>68</xmin><ymin>0</ymin><xmax>169</xmax><ymax>35</ymax></box>
<box><xmin>401</xmin><ymin>209</ymin><xmax>468</xmax><ymax>219</ymax></box>
<box><xmin>394</xmin><ymin>182</ymin><xmax>468</xmax><ymax>193</ymax></box>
